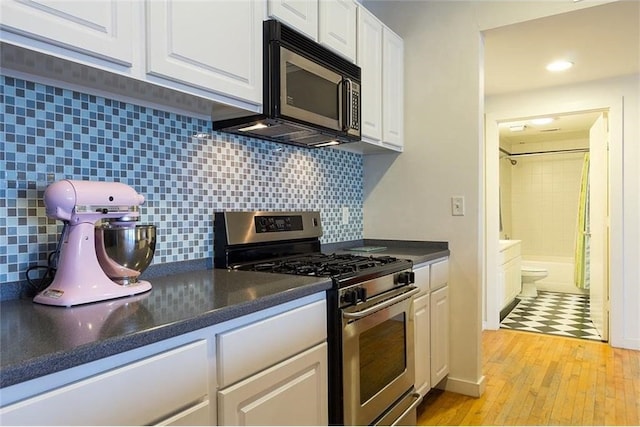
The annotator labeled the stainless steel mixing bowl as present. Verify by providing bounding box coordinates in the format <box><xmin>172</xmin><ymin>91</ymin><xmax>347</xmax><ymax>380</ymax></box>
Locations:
<box><xmin>95</xmin><ymin>224</ymin><xmax>157</xmax><ymax>285</ymax></box>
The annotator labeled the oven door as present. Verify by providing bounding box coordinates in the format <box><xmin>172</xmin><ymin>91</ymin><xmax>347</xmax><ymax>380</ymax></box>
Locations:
<box><xmin>341</xmin><ymin>286</ymin><xmax>419</xmax><ymax>426</ymax></box>
<box><xmin>279</xmin><ymin>46</ymin><xmax>343</xmax><ymax>132</ymax></box>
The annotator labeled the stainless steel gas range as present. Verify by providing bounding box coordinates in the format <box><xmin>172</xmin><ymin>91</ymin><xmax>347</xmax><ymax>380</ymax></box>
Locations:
<box><xmin>214</xmin><ymin>211</ymin><xmax>422</xmax><ymax>426</ymax></box>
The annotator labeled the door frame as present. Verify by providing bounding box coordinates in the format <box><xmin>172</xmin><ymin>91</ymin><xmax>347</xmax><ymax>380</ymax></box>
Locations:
<box><xmin>483</xmin><ymin>97</ymin><xmax>622</xmax><ymax>346</ymax></box>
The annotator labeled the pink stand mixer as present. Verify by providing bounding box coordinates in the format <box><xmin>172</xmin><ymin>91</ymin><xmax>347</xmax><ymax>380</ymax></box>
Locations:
<box><xmin>34</xmin><ymin>180</ymin><xmax>155</xmax><ymax>307</ymax></box>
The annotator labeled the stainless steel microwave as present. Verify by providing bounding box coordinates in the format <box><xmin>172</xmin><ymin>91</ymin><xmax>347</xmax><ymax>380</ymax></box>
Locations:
<box><xmin>212</xmin><ymin>20</ymin><xmax>361</xmax><ymax>148</ymax></box>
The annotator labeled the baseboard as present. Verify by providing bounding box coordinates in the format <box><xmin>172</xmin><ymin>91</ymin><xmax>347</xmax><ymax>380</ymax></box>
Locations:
<box><xmin>500</xmin><ymin>298</ymin><xmax>520</xmax><ymax>321</ymax></box>
<box><xmin>439</xmin><ymin>375</ymin><xmax>486</xmax><ymax>397</ymax></box>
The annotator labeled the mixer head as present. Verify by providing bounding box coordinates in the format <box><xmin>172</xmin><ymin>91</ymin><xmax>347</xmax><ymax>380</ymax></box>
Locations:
<box><xmin>44</xmin><ymin>179</ymin><xmax>145</xmax><ymax>224</ymax></box>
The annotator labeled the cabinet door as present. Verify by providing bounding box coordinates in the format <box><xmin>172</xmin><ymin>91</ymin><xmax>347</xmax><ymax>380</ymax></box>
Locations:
<box><xmin>0</xmin><ymin>0</ymin><xmax>134</xmax><ymax>66</ymax></box>
<box><xmin>503</xmin><ymin>255</ymin><xmax>522</xmax><ymax>307</ymax></box>
<box><xmin>430</xmin><ymin>259</ymin><xmax>449</xmax><ymax>291</ymax></box>
<box><xmin>268</xmin><ymin>0</ymin><xmax>318</xmax><ymax>40</ymax></box>
<box><xmin>218</xmin><ymin>343</ymin><xmax>328</xmax><ymax>426</ymax></box>
<box><xmin>413</xmin><ymin>293</ymin><xmax>430</xmax><ymax>396</ymax></box>
<box><xmin>0</xmin><ymin>341</ymin><xmax>209</xmax><ymax>426</ymax></box>
<box><xmin>357</xmin><ymin>6</ymin><xmax>383</xmax><ymax>144</ymax></box>
<box><xmin>158</xmin><ymin>401</ymin><xmax>211</xmax><ymax>426</ymax></box>
<box><xmin>146</xmin><ymin>0</ymin><xmax>263</xmax><ymax>105</ymax></box>
<box><xmin>430</xmin><ymin>285</ymin><xmax>449</xmax><ymax>387</ymax></box>
<box><xmin>382</xmin><ymin>27</ymin><xmax>404</xmax><ymax>149</ymax></box>
<box><xmin>319</xmin><ymin>0</ymin><xmax>356</xmax><ymax>61</ymax></box>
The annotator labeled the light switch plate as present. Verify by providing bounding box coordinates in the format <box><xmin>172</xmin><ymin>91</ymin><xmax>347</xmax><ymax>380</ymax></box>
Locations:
<box><xmin>451</xmin><ymin>196</ymin><xmax>465</xmax><ymax>216</ymax></box>
<box><xmin>342</xmin><ymin>206</ymin><xmax>349</xmax><ymax>224</ymax></box>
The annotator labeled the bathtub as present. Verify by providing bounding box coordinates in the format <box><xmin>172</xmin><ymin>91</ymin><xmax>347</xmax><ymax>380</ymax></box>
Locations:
<box><xmin>520</xmin><ymin>256</ymin><xmax>588</xmax><ymax>295</ymax></box>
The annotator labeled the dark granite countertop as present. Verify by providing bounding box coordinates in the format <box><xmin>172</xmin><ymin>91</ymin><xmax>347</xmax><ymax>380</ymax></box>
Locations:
<box><xmin>0</xmin><ymin>239</ymin><xmax>448</xmax><ymax>390</ymax></box>
<box><xmin>323</xmin><ymin>239</ymin><xmax>450</xmax><ymax>266</ymax></box>
<box><xmin>0</xmin><ymin>269</ymin><xmax>332</xmax><ymax>388</ymax></box>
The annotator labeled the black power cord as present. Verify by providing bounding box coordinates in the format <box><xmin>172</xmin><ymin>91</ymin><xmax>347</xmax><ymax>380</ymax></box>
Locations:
<box><xmin>25</xmin><ymin>223</ymin><xmax>68</xmax><ymax>295</ymax></box>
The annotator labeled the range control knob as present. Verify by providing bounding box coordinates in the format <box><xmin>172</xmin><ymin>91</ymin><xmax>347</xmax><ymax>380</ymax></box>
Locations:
<box><xmin>396</xmin><ymin>271</ymin><xmax>415</xmax><ymax>286</ymax></box>
<box><xmin>357</xmin><ymin>287</ymin><xmax>367</xmax><ymax>302</ymax></box>
<box><xmin>342</xmin><ymin>287</ymin><xmax>367</xmax><ymax>305</ymax></box>
<box><xmin>342</xmin><ymin>289</ymin><xmax>359</xmax><ymax>305</ymax></box>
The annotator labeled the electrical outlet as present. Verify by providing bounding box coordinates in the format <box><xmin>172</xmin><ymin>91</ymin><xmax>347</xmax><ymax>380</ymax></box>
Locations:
<box><xmin>342</xmin><ymin>206</ymin><xmax>349</xmax><ymax>225</ymax></box>
<box><xmin>451</xmin><ymin>196</ymin><xmax>465</xmax><ymax>216</ymax></box>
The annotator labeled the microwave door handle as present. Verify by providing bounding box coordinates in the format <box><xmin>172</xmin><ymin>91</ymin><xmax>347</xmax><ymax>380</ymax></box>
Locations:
<box><xmin>338</xmin><ymin>79</ymin><xmax>345</xmax><ymax>131</ymax></box>
<box><xmin>343</xmin><ymin>78</ymin><xmax>353</xmax><ymax>132</ymax></box>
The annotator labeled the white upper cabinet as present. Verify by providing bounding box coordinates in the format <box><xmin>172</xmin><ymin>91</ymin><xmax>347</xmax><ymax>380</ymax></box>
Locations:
<box><xmin>354</xmin><ymin>6</ymin><xmax>404</xmax><ymax>152</ymax></box>
<box><xmin>0</xmin><ymin>0</ymin><xmax>135</xmax><ymax>67</ymax></box>
<box><xmin>268</xmin><ymin>0</ymin><xmax>319</xmax><ymax>40</ymax></box>
<box><xmin>382</xmin><ymin>26</ymin><xmax>404</xmax><ymax>149</ymax></box>
<box><xmin>268</xmin><ymin>0</ymin><xmax>356</xmax><ymax>61</ymax></box>
<box><xmin>146</xmin><ymin>0</ymin><xmax>263</xmax><ymax>106</ymax></box>
<box><xmin>357</xmin><ymin>6</ymin><xmax>383</xmax><ymax>144</ymax></box>
<box><xmin>318</xmin><ymin>0</ymin><xmax>357</xmax><ymax>62</ymax></box>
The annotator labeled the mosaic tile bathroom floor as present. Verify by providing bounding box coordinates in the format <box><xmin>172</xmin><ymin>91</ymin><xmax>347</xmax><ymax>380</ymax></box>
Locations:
<box><xmin>500</xmin><ymin>291</ymin><xmax>604</xmax><ymax>341</ymax></box>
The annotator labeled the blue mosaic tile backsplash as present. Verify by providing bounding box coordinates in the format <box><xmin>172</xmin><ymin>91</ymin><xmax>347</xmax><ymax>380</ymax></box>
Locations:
<box><xmin>0</xmin><ymin>76</ymin><xmax>364</xmax><ymax>287</ymax></box>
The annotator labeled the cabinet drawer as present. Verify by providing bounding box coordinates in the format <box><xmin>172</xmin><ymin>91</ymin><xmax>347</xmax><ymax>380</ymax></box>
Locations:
<box><xmin>413</xmin><ymin>264</ymin><xmax>430</xmax><ymax>295</ymax></box>
<box><xmin>0</xmin><ymin>340</ymin><xmax>209</xmax><ymax>426</ymax></box>
<box><xmin>217</xmin><ymin>299</ymin><xmax>327</xmax><ymax>387</ymax></box>
<box><xmin>430</xmin><ymin>259</ymin><xmax>449</xmax><ymax>291</ymax></box>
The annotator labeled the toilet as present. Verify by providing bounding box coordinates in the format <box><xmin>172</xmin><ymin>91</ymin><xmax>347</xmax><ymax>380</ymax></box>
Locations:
<box><xmin>520</xmin><ymin>266</ymin><xmax>548</xmax><ymax>297</ymax></box>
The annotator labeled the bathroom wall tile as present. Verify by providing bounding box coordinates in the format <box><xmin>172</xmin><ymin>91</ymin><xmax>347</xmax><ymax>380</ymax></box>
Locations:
<box><xmin>506</xmin><ymin>149</ymin><xmax>587</xmax><ymax>258</ymax></box>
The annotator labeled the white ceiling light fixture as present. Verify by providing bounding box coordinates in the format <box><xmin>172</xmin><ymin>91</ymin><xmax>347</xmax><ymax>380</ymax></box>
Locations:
<box><xmin>546</xmin><ymin>60</ymin><xmax>574</xmax><ymax>72</ymax></box>
<box><xmin>509</xmin><ymin>124</ymin><xmax>527</xmax><ymax>132</ymax></box>
<box><xmin>530</xmin><ymin>117</ymin><xmax>555</xmax><ymax>125</ymax></box>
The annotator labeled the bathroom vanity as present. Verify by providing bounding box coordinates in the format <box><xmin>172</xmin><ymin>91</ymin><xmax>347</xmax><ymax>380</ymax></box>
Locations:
<box><xmin>499</xmin><ymin>240</ymin><xmax>522</xmax><ymax>310</ymax></box>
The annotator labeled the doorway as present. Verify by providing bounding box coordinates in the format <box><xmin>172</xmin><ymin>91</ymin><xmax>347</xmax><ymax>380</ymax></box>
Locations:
<box><xmin>484</xmin><ymin>107</ymin><xmax>614</xmax><ymax>342</ymax></box>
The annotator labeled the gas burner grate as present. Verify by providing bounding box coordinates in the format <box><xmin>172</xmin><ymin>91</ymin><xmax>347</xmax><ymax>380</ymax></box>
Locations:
<box><xmin>239</xmin><ymin>253</ymin><xmax>404</xmax><ymax>278</ymax></box>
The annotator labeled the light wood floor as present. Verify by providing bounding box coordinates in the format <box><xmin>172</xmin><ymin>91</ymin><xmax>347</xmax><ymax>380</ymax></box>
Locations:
<box><xmin>417</xmin><ymin>329</ymin><xmax>640</xmax><ymax>425</ymax></box>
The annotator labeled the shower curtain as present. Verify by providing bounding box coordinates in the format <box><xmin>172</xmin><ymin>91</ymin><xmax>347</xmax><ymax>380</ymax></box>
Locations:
<box><xmin>574</xmin><ymin>153</ymin><xmax>590</xmax><ymax>290</ymax></box>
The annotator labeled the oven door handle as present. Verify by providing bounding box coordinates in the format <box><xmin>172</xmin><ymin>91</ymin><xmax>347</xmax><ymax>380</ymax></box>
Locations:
<box><xmin>342</xmin><ymin>287</ymin><xmax>420</xmax><ymax>320</ymax></box>
<box><xmin>390</xmin><ymin>392</ymin><xmax>423</xmax><ymax>427</ymax></box>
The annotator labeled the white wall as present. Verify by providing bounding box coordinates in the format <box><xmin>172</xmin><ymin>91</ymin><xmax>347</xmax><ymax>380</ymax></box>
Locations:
<box><xmin>362</xmin><ymin>0</ymin><xmax>638</xmax><ymax>398</ymax></box>
<box><xmin>487</xmin><ymin>74</ymin><xmax>640</xmax><ymax>350</ymax></box>
<box><xmin>363</xmin><ymin>0</ymin><xmax>485</xmax><ymax>397</ymax></box>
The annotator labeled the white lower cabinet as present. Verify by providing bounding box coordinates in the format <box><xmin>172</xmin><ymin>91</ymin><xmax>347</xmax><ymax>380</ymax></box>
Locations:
<box><xmin>216</xmin><ymin>299</ymin><xmax>328</xmax><ymax>426</ymax></box>
<box><xmin>413</xmin><ymin>258</ymin><xmax>450</xmax><ymax>396</ymax></box>
<box><xmin>500</xmin><ymin>241</ymin><xmax>522</xmax><ymax>309</ymax></box>
<box><xmin>413</xmin><ymin>293</ymin><xmax>430</xmax><ymax>396</ymax></box>
<box><xmin>430</xmin><ymin>284</ymin><xmax>450</xmax><ymax>387</ymax></box>
<box><xmin>218</xmin><ymin>343</ymin><xmax>328</xmax><ymax>426</ymax></box>
<box><xmin>0</xmin><ymin>293</ymin><xmax>328</xmax><ymax>427</ymax></box>
<box><xmin>0</xmin><ymin>341</ymin><xmax>210</xmax><ymax>426</ymax></box>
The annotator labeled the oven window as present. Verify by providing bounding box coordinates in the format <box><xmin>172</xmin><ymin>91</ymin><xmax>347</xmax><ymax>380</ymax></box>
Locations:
<box><xmin>359</xmin><ymin>313</ymin><xmax>407</xmax><ymax>404</ymax></box>
<box><xmin>286</xmin><ymin>63</ymin><xmax>338</xmax><ymax>119</ymax></box>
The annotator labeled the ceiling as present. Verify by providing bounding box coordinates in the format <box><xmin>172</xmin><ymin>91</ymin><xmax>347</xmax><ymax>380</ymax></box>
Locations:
<box><xmin>498</xmin><ymin>111</ymin><xmax>601</xmax><ymax>147</ymax></box>
<box><xmin>484</xmin><ymin>1</ymin><xmax>639</xmax><ymax>145</ymax></box>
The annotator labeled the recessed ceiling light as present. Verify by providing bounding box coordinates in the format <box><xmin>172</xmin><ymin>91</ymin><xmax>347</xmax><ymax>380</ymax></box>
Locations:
<box><xmin>546</xmin><ymin>60</ymin><xmax>574</xmax><ymax>72</ymax></box>
<box><xmin>530</xmin><ymin>117</ymin><xmax>554</xmax><ymax>125</ymax></box>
